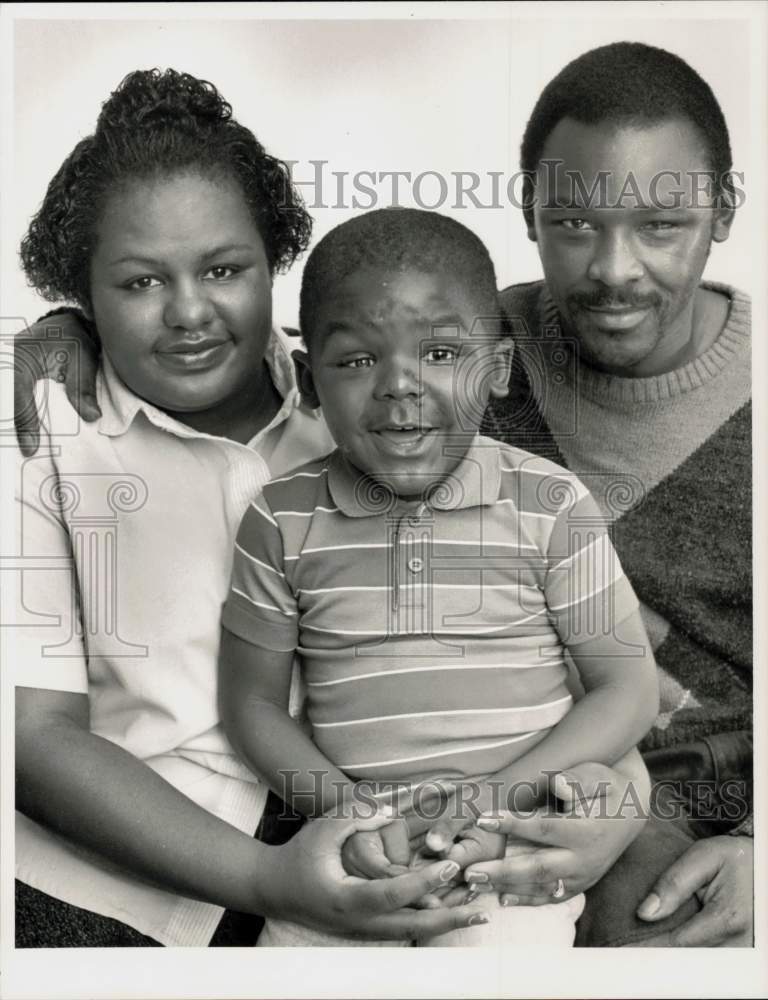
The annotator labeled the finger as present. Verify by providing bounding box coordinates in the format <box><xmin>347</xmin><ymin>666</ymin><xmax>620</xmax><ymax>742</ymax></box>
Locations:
<box><xmin>499</xmin><ymin>891</ymin><xmax>571</xmax><ymax>908</ymax></box>
<box><xmin>13</xmin><ymin>344</ymin><xmax>43</xmax><ymax>456</ymax></box>
<box><xmin>380</xmin><ymin>820</ymin><xmax>412</xmax><ymax>867</ymax></box>
<box><xmin>413</xmin><ymin>892</ymin><xmax>444</xmax><ymax>910</ymax></box>
<box><xmin>343</xmin><ymin>837</ymin><xmax>397</xmax><ymax>880</ymax></box>
<box><xmin>465</xmin><ymin>848</ymin><xmax>573</xmax><ymax>888</ymax></box>
<box><xmin>358</xmin><ymin>903</ymin><xmax>491</xmax><ymax>941</ymax></box>
<box><xmin>66</xmin><ymin>343</ymin><xmax>101</xmax><ymax>421</ymax></box>
<box><xmin>476</xmin><ymin>811</ymin><xmax>587</xmax><ymax>847</ymax></box>
<box><xmin>350</xmin><ymin>858</ymin><xmax>464</xmax><ymax>913</ymax></box>
<box><xmin>666</xmin><ymin>908</ymin><xmax>743</xmax><ymax>948</ymax></box>
<box><xmin>636</xmin><ymin>840</ymin><xmax>719</xmax><ymax>922</ymax></box>
<box><xmin>425</xmin><ymin>816</ymin><xmax>467</xmax><ymax>855</ymax></box>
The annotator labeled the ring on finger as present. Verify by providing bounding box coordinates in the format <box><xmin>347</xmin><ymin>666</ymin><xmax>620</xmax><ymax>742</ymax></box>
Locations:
<box><xmin>551</xmin><ymin>877</ymin><xmax>566</xmax><ymax>900</ymax></box>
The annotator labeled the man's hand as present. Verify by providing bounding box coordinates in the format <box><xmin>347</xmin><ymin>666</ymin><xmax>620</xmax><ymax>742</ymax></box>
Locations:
<box><xmin>635</xmin><ymin>835</ymin><xmax>753</xmax><ymax>946</ymax></box>
<box><xmin>14</xmin><ymin>312</ymin><xmax>101</xmax><ymax>456</ymax></box>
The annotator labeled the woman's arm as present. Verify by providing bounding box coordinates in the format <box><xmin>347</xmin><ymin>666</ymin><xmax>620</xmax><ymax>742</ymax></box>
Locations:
<box><xmin>16</xmin><ymin>685</ymin><xmax>485</xmax><ymax>937</ymax></box>
<box><xmin>16</xmin><ymin>685</ymin><xmax>292</xmax><ymax>913</ymax></box>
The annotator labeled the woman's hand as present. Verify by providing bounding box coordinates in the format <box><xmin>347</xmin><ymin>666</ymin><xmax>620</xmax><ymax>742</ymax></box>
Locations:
<box><xmin>14</xmin><ymin>311</ymin><xmax>101</xmax><ymax>456</ymax></box>
<box><xmin>460</xmin><ymin>759</ymin><xmax>649</xmax><ymax>905</ymax></box>
<box><xmin>634</xmin><ymin>835</ymin><xmax>753</xmax><ymax>946</ymax></box>
<box><xmin>260</xmin><ymin>812</ymin><xmax>490</xmax><ymax>939</ymax></box>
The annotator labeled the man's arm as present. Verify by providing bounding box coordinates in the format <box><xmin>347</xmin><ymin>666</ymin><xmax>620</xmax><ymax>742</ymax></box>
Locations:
<box><xmin>14</xmin><ymin>310</ymin><xmax>101</xmax><ymax>456</ymax></box>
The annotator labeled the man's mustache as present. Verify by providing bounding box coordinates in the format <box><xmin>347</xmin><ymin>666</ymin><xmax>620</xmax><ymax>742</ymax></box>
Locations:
<box><xmin>568</xmin><ymin>289</ymin><xmax>662</xmax><ymax>310</ymax></box>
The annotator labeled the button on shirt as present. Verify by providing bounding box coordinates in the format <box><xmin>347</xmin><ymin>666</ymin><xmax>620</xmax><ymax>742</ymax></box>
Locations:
<box><xmin>13</xmin><ymin>331</ymin><xmax>334</xmax><ymax>946</ymax></box>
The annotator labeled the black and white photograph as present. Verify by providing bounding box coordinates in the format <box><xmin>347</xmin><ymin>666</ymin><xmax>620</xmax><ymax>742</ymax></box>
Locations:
<box><xmin>1</xmin><ymin>2</ymin><xmax>765</xmax><ymax>998</ymax></box>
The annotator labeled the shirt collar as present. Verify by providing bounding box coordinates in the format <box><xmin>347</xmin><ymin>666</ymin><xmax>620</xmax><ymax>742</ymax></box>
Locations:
<box><xmin>96</xmin><ymin>328</ymin><xmax>311</xmax><ymax>444</ymax></box>
<box><xmin>327</xmin><ymin>436</ymin><xmax>502</xmax><ymax>518</ymax></box>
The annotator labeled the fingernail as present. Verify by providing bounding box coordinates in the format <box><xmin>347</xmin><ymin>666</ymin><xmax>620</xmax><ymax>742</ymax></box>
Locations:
<box><xmin>638</xmin><ymin>893</ymin><xmax>660</xmax><ymax>918</ymax></box>
<box><xmin>501</xmin><ymin>895</ymin><xmax>519</xmax><ymax>907</ymax></box>
<box><xmin>468</xmin><ymin>913</ymin><xmax>490</xmax><ymax>926</ymax></box>
<box><xmin>464</xmin><ymin>890</ymin><xmax>479</xmax><ymax>904</ymax></box>
<box><xmin>465</xmin><ymin>871</ymin><xmax>489</xmax><ymax>883</ymax></box>
<box><xmin>476</xmin><ymin>817</ymin><xmax>499</xmax><ymax>831</ymax></box>
<box><xmin>514</xmin><ymin>810</ymin><xmax>536</xmax><ymax>817</ymax></box>
<box><xmin>439</xmin><ymin>861</ymin><xmax>460</xmax><ymax>882</ymax></box>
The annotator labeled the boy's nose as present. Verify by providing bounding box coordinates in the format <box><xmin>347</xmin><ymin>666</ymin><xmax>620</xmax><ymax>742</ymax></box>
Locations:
<box><xmin>374</xmin><ymin>359</ymin><xmax>422</xmax><ymax>400</ymax></box>
<box><xmin>163</xmin><ymin>279</ymin><xmax>216</xmax><ymax>330</ymax></box>
<box><xmin>587</xmin><ymin>230</ymin><xmax>645</xmax><ymax>287</ymax></box>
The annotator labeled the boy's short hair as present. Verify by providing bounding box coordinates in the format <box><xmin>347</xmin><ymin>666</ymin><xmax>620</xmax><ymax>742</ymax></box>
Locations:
<box><xmin>299</xmin><ymin>208</ymin><xmax>500</xmax><ymax>349</ymax></box>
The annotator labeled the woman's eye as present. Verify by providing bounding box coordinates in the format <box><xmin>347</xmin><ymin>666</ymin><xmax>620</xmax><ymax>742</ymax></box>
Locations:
<box><xmin>125</xmin><ymin>275</ymin><xmax>161</xmax><ymax>291</ymax></box>
<box><xmin>205</xmin><ymin>265</ymin><xmax>238</xmax><ymax>280</ymax></box>
<box><xmin>341</xmin><ymin>356</ymin><xmax>375</xmax><ymax>369</ymax></box>
<box><xmin>424</xmin><ymin>346</ymin><xmax>458</xmax><ymax>363</ymax></box>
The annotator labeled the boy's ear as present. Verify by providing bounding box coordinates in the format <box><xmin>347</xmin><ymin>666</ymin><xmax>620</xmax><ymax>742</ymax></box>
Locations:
<box><xmin>292</xmin><ymin>349</ymin><xmax>321</xmax><ymax>409</ymax></box>
<box><xmin>488</xmin><ymin>337</ymin><xmax>514</xmax><ymax>399</ymax></box>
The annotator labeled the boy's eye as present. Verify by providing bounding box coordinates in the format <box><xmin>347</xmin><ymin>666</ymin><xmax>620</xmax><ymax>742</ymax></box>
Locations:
<box><xmin>125</xmin><ymin>275</ymin><xmax>162</xmax><ymax>291</ymax></box>
<box><xmin>424</xmin><ymin>346</ymin><xmax>458</xmax><ymax>364</ymax></box>
<box><xmin>204</xmin><ymin>265</ymin><xmax>238</xmax><ymax>280</ymax></box>
<box><xmin>559</xmin><ymin>218</ymin><xmax>595</xmax><ymax>232</ymax></box>
<box><xmin>340</xmin><ymin>356</ymin><xmax>375</xmax><ymax>369</ymax></box>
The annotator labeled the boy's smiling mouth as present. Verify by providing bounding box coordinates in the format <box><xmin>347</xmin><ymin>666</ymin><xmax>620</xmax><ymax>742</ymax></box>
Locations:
<box><xmin>372</xmin><ymin>424</ymin><xmax>438</xmax><ymax>454</ymax></box>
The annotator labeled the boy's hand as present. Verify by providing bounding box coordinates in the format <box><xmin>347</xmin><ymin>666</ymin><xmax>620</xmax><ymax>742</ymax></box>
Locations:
<box><xmin>341</xmin><ymin>818</ymin><xmax>411</xmax><ymax>879</ymax></box>
<box><xmin>446</xmin><ymin>826</ymin><xmax>507</xmax><ymax>873</ymax></box>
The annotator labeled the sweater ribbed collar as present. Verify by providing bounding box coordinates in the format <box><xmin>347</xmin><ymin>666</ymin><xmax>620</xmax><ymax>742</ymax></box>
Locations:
<box><xmin>539</xmin><ymin>282</ymin><xmax>750</xmax><ymax>404</ymax></box>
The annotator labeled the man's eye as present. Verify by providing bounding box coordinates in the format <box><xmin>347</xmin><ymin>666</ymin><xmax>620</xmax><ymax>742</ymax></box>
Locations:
<box><xmin>205</xmin><ymin>265</ymin><xmax>238</xmax><ymax>280</ymax></box>
<box><xmin>124</xmin><ymin>276</ymin><xmax>162</xmax><ymax>291</ymax></box>
<box><xmin>340</xmin><ymin>356</ymin><xmax>375</xmax><ymax>369</ymax></box>
<box><xmin>560</xmin><ymin>218</ymin><xmax>594</xmax><ymax>231</ymax></box>
<box><xmin>642</xmin><ymin>221</ymin><xmax>678</xmax><ymax>232</ymax></box>
<box><xmin>424</xmin><ymin>346</ymin><xmax>458</xmax><ymax>363</ymax></box>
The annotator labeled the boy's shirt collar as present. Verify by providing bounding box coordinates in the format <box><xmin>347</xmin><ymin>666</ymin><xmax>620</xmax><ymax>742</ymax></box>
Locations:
<box><xmin>96</xmin><ymin>328</ymin><xmax>312</xmax><ymax>443</ymax></box>
<box><xmin>326</xmin><ymin>436</ymin><xmax>502</xmax><ymax>518</ymax></box>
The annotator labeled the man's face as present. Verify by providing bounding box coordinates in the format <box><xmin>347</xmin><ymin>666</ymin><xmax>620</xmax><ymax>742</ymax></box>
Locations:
<box><xmin>298</xmin><ymin>268</ymin><xmax>511</xmax><ymax>498</ymax></box>
<box><xmin>530</xmin><ymin>118</ymin><xmax>734</xmax><ymax>376</ymax></box>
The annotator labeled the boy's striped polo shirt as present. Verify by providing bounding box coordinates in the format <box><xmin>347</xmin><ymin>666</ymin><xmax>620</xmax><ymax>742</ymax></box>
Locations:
<box><xmin>222</xmin><ymin>436</ymin><xmax>638</xmax><ymax>788</ymax></box>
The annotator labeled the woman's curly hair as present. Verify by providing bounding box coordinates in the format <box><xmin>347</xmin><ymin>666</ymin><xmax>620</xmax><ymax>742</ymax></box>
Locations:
<box><xmin>20</xmin><ymin>69</ymin><xmax>312</xmax><ymax>307</ymax></box>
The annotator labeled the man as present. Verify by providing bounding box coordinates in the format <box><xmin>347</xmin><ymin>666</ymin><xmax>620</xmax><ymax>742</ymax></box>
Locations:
<box><xmin>13</xmin><ymin>41</ymin><xmax>752</xmax><ymax>948</ymax></box>
<box><xmin>481</xmin><ymin>41</ymin><xmax>752</xmax><ymax>946</ymax></box>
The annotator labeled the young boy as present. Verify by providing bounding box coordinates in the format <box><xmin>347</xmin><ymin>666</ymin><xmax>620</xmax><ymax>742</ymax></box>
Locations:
<box><xmin>219</xmin><ymin>208</ymin><xmax>659</xmax><ymax>947</ymax></box>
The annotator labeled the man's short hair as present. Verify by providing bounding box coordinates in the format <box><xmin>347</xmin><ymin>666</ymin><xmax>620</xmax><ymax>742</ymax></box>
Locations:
<box><xmin>299</xmin><ymin>208</ymin><xmax>500</xmax><ymax>348</ymax></box>
<box><xmin>520</xmin><ymin>42</ymin><xmax>733</xmax><ymax>219</ymax></box>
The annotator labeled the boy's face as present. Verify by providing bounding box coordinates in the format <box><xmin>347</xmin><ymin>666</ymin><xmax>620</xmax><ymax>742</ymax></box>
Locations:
<box><xmin>298</xmin><ymin>268</ymin><xmax>511</xmax><ymax>497</ymax></box>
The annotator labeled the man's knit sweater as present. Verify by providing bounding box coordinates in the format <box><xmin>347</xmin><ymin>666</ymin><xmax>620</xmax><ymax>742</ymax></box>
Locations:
<box><xmin>483</xmin><ymin>280</ymin><xmax>752</xmax><ymax>753</ymax></box>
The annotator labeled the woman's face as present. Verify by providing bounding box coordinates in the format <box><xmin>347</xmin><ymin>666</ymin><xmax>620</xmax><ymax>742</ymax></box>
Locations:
<box><xmin>88</xmin><ymin>171</ymin><xmax>273</xmax><ymax>417</ymax></box>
